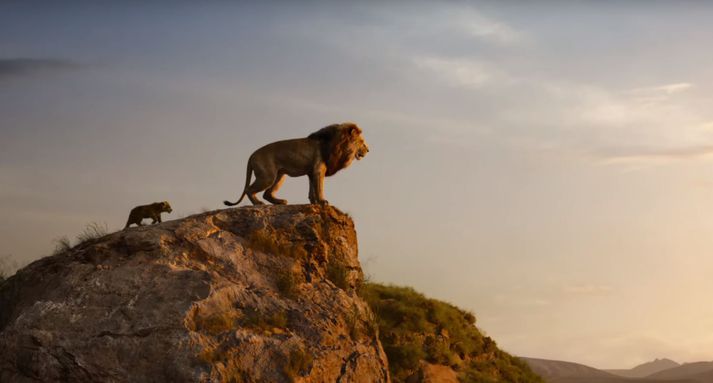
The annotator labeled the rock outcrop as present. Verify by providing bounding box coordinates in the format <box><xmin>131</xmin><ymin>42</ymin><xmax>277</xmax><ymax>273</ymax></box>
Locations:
<box><xmin>0</xmin><ymin>205</ymin><xmax>389</xmax><ymax>382</ymax></box>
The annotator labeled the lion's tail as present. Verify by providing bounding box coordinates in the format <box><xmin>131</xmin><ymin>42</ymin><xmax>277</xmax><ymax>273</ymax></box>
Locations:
<box><xmin>224</xmin><ymin>161</ymin><xmax>252</xmax><ymax>206</ymax></box>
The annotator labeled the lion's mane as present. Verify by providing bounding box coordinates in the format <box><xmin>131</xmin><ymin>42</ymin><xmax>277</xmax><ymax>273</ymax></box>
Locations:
<box><xmin>308</xmin><ymin>122</ymin><xmax>362</xmax><ymax>176</ymax></box>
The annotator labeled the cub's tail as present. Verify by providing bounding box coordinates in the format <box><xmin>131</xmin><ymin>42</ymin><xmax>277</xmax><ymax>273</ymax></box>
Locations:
<box><xmin>224</xmin><ymin>161</ymin><xmax>252</xmax><ymax>206</ymax></box>
<box><xmin>124</xmin><ymin>211</ymin><xmax>134</xmax><ymax>229</ymax></box>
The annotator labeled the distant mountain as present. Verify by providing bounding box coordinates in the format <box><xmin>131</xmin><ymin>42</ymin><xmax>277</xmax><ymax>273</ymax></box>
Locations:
<box><xmin>606</xmin><ymin>358</ymin><xmax>680</xmax><ymax>378</ymax></box>
<box><xmin>522</xmin><ymin>357</ymin><xmax>699</xmax><ymax>383</ymax></box>
<box><xmin>646</xmin><ymin>361</ymin><xmax>713</xmax><ymax>380</ymax></box>
<box><xmin>521</xmin><ymin>357</ymin><xmax>615</xmax><ymax>379</ymax></box>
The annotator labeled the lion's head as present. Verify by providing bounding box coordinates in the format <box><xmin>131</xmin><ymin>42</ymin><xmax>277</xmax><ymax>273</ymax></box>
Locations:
<box><xmin>157</xmin><ymin>201</ymin><xmax>173</xmax><ymax>213</ymax></box>
<box><xmin>308</xmin><ymin>122</ymin><xmax>369</xmax><ymax>176</ymax></box>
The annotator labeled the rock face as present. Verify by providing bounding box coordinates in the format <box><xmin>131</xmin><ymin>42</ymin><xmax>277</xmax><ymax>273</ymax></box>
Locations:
<box><xmin>0</xmin><ymin>205</ymin><xmax>390</xmax><ymax>382</ymax></box>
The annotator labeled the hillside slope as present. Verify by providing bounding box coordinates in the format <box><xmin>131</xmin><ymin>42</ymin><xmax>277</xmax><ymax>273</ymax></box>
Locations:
<box><xmin>362</xmin><ymin>283</ymin><xmax>543</xmax><ymax>383</ymax></box>
<box><xmin>646</xmin><ymin>361</ymin><xmax>713</xmax><ymax>380</ymax></box>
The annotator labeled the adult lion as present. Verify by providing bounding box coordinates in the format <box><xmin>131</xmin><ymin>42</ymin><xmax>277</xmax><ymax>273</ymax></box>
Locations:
<box><xmin>224</xmin><ymin>122</ymin><xmax>369</xmax><ymax>206</ymax></box>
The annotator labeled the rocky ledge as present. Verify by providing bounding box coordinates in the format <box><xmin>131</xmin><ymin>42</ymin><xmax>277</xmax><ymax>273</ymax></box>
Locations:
<box><xmin>0</xmin><ymin>205</ymin><xmax>389</xmax><ymax>382</ymax></box>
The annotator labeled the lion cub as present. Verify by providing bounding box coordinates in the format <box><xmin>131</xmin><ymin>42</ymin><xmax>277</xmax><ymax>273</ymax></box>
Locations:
<box><xmin>124</xmin><ymin>201</ymin><xmax>173</xmax><ymax>229</ymax></box>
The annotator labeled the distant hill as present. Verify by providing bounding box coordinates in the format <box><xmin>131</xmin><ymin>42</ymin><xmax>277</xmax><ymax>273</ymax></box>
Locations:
<box><xmin>522</xmin><ymin>357</ymin><xmax>700</xmax><ymax>383</ymax></box>
<box><xmin>521</xmin><ymin>357</ymin><xmax>615</xmax><ymax>379</ymax></box>
<box><xmin>362</xmin><ymin>284</ymin><xmax>543</xmax><ymax>382</ymax></box>
<box><xmin>646</xmin><ymin>361</ymin><xmax>713</xmax><ymax>380</ymax></box>
<box><xmin>606</xmin><ymin>358</ymin><xmax>680</xmax><ymax>378</ymax></box>
<box><xmin>684</xmin><ymin>366</ymin><xmax>713</xmax><ymax>382</ymax></box>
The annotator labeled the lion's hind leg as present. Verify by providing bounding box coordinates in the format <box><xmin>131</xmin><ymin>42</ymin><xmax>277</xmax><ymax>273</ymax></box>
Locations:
<box><xmin>263</xmin><ymin>172</ymin><xmax>288</xmax><ymax>205</ymax></box>
<box><xmin>246</xmin><ymin>169</ymin><xmax>275</xmax><ymax>206</ymax></box>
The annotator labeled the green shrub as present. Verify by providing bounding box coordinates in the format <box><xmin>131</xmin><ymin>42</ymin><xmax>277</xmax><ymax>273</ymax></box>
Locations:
<box><xmin>424</xmin><ymin>335</ymin><xmax>457</xmax><ymax>366</ymax></box>
<box><xmin>384</xmin><ymin>342</ymin><xmax>424</xmax><ymax>379</ymax></box>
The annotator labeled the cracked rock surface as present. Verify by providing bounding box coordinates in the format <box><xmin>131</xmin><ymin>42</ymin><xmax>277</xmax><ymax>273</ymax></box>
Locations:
<box><xmin>0</xmin><ymin>205</ymin><xmax>389</xmax><ymax>382</ymax></box>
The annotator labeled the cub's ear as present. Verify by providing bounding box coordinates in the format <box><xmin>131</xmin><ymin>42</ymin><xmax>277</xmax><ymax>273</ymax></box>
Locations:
<box><xmin>349</xmin><ymin>125</ymin><xmax>360</xmax><ymax>136</ymax></box>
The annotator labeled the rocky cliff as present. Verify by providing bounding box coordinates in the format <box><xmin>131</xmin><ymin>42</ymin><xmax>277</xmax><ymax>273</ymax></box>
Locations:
<box><xmin>0</xmin><ymin>205</ymin><xmax>389</xmax><ymax>382</ymax></box>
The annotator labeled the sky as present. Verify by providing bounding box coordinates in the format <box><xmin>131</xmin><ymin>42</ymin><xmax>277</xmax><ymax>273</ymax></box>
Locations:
<box><xmin>2</xmin><ymin>1</ymin><xmax>713</xmax><ymax>369</ymax></box>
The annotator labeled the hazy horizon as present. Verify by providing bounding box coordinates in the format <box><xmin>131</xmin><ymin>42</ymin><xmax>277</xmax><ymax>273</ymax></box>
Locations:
<box><xmin>3</xmin><ymin>1</ymin><xmax>713</xmax><ymax>369</ymax></box>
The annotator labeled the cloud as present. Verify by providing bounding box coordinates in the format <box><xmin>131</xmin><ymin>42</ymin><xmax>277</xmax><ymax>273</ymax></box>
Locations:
<box><xmin>374</xmin><ymin>4</ymin><xmax>523</xmax><ymax>45</ymax></box>
<box><xmin>630</xmin><ymin>82</ymin><xmax>693</xmax><ymax>95</ymax></box>
<box><xmin>414</xmin><ymin>56</ymin><xmax>508</xmax><ymax>88</ymax></box>
<box><xmin>625</xmin><ymin>83</ymin><xmax>693</xmax><ymax>105</ymax></box>
<box><xmin>448</xmin><ymin>7</ymin><xmax>522</xmax><ymax>44</ymax></box>
<box><xmin>563</xmin><ymin>284</ymin><xmax>614</xmax><ymax>296</ymax></box>
<box><xmin>0</xmin><ymin>58</ymin><xmax>77</xmax><ymax>79</ymax></box>
<box><xmin>493</xmin><ymin>79</ymin><xmax>713</xmax><ymax>167</ymax></box>
<box><xmin>599</xmin><ymin>145</ymin><xmax>713</xmax><ymax>164</ymax></box>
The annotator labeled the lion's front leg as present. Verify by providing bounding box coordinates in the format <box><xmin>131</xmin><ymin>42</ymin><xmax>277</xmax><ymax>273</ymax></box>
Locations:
<box><xmin>308</xmin><ymin>174</ymin><xmax>317</xmax><ymax>204</ymax></box>
<box><xmin>312</xmin><ymin>165</ymin><xmax>328</xmax><ymax>205</ymax></box>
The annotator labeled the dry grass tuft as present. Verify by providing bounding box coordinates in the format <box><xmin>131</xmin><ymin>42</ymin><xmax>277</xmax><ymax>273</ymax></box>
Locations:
<box><xmin>76</xmin><ymin>222</ymin><xmax>109</xmax><ymax>245</ymax></box>
<box><xmin>190</xmin><ymin>309</ymin><xmax>241</xmax><ymax>336</ymax></box>
<box><xmin>52</xmin><ymin>236</ymin><xmax>72</xmax><ymax>255</ymax></box>
<box><xmin>240</xmin><ymin>307</ymin><xmax>288</xmax><ymax>333</ymax></box>
<box><xmin>247</xmin><ymin>228</ymin><xmax>307</xmax><ymax>259</ymax></box>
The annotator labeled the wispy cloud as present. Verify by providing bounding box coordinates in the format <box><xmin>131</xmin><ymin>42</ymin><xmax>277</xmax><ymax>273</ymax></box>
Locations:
<box><xmin>414</xmin><ymin>56</ymin><xmax>508</xmax><ymax>88</ymax></box>
<box><xmin>563</xmin><ymin>284</ymin><xmax>614</xmax><ymax>296</ymax></box>
<box><xmin>440</xmin><ymin>6</ymin><xmax>523</xmax><ymax>44</ymax></box>
<box><xmin>378</xmin><ymin>4</ymin><xmax>523</xmax><ymax>45</ymax></box>
<box><xmin>599</xmin><ymin>145</ymin><xmax>713</xmax><ymax>164</ymax></box>
<box><xmin>630</xmin><ymin>82</ymin><xmax>693</xmax><ymax>95</ymax></box>
<box><xmin>0</xmin><ymin>58</ymin><xmax>78</xmax><ymax>79</ymax></box>
<box><xmin>625</xmin><ymin>82</ymin><xmax>694</xmax><ymax>105</ymax></box>
<box><xmin>496</xmin><ymin>79</ymin><xmax>713</xmax><ymax>167</ymax></box>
